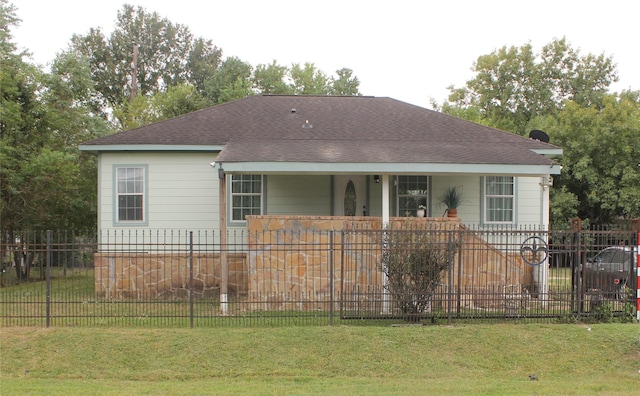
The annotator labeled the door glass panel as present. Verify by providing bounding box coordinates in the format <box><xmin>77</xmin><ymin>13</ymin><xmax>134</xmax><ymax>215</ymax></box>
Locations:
<box><xmin>344</xmin><ymin>180</ymin><xmax>356</xmax><ymax>216</ymax></box>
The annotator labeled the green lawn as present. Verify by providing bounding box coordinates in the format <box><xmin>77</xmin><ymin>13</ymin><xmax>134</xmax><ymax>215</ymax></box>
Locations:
<box><xmin>1</xmin><ymin>324</ymin><xmax>639</xmax><ymax>395</ymax></box>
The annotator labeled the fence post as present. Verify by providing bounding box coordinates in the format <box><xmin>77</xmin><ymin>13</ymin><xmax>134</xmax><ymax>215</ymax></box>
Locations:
<box><xmin>636</xmin><ymin>227</ymin><xmax>639</xmax><ymax>322</ymax></box>
<box><xmin>329</xmin><ymin>230</ymin><xmax>334</xmax><ymax>326</ymax></box>
<box><xmin>189</xmin><ymin>231</ymin><xmax>194</xmax><ymax>328</ymax></box>
<box><xmin>447</xmin><ymin>230</ymin><xmax>454</xmax><ymax>325</ymax></box>
<box><xmin>571</xmin><ymin>218</ymin><xmax>582</xmax><ymax>320</ymax></box>
<box><xmin>456</xmin><ymin>229</ymin><xmax>463</xmax><ymax>319</ymax></box>
<box><xmin>46</xmin><ymin>230</ymin><xmax>52</xmax><ymax>328</ymax></box>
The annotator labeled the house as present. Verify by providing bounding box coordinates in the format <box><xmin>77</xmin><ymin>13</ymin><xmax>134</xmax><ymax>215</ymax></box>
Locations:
<box><xmin>79</xmin><ymin>94</ymin><xmax>562</xmax><ymax>233</ymax></box>
<box><xmin>79</xmin><ymin>95</ymin><xmax>562</xmax><ymax>307</ymax></box>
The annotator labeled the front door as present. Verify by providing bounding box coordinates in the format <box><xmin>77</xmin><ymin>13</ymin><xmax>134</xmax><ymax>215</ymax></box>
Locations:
<box><xmin>333</xmin><ymin>176</ymin><xmax>366</xmax><ymax>216</ymax></box>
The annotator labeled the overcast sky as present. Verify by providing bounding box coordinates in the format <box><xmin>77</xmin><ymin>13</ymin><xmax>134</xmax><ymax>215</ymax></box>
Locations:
<box><xmin>9</xmin><ymin>0</ymin><xmax>640</xmax><ymax>109</ymax></box>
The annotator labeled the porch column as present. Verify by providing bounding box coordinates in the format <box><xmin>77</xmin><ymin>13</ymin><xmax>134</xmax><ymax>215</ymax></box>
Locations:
<box><xmin>381</xmin><ymin>174</ymin><xmax>390</xmax><ymax>313</ymax></box>
<box><xmin>219</xmin><ymin>171</ymin><xmax>228</xmax><ymax>315</ymax></box>
<box><xmin>381</xmin><ymin>175</ymin><xmax>390</xmax><ymax>226</ymax></box>
<box><xmin>538</xmin><ymin>175</ymin><xmax>551</xmax><ymax>307</ymax></box>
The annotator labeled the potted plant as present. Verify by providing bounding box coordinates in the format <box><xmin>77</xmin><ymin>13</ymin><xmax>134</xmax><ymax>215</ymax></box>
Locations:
<box><xmin>438</xmin><ymin>186</ymin><xmax>462</xmax><ymax>217</ymax></box>
<box><xmin>417</xmin><ymin>205</ymin><xmax>426</xmax><ymax>218</ymax></box>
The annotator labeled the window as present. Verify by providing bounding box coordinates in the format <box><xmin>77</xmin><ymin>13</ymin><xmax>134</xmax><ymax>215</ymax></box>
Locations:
<box><xmin>484</xmin><ymin>176</ymin><xmax>514</xmax><ymax>223</ymax></box>
<box><xmin>397</xmin><ymin>176</ymin><xmax>429</xmax><ymax>217</ymax></box>
<box><xmin>115</xmin><ymin>166</ymin><xmax>146</xmax><ymax>223</ymax></box>
<box><xmin>231</xmin><ymin>175</ymin><xmax>262</xmax><ymax>221</ymax></box>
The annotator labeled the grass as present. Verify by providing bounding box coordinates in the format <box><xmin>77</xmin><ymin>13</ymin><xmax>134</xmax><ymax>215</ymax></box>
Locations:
<box><xmin>1</xmin><ymin>324</ymin><xmax>639</xmax><ymax>395</ymax></box>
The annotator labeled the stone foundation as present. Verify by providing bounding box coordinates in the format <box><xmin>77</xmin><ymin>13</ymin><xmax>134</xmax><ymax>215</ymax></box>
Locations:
<box><xmin>94</xmin><ymin>253</ymin><xmax>247</xmax><ymax>299</ymax></box>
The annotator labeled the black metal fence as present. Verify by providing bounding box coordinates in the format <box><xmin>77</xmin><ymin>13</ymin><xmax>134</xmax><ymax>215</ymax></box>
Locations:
<box><xmin>1</xmin><ymin>226</ymin><xmax>637</xmax><ymax>327</ymax></box>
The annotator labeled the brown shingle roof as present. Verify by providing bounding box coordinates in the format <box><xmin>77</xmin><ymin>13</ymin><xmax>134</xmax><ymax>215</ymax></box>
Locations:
<box><xmin>82</xmin><ymin>95</ymin><xmax>560</xmax><ymax>165</ymax></box>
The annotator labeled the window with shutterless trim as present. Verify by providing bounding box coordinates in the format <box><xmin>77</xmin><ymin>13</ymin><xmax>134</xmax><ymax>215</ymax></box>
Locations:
<box><xmin>230</xmin><ymin>174</ymin><xmax>262</xmax><ymax>222</ymax></box>
<box><xmin>114</xmin><ymin>165</ymin><xmax>147</xmax><ymax>224</ymax></box>
<box><xmin>483</xmin><ymin>176</ymin><xmax>514</xmax><ymax>223</ymax></box>
<box><xmin>397</xmin><ymin>175</ymin><xmax>429</xmax><ymax>217</ymax></box>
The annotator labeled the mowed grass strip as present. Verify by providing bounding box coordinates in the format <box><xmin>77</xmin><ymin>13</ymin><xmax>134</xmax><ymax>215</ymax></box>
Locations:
<box><xmin>1</xmin><ymin>324</ymin><xmax>639</xmax><ymax>395</ymax></box>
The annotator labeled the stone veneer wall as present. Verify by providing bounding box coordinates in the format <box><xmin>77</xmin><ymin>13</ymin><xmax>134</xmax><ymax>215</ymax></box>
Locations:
<box><xmin>94</xmin><ymin>253</ymin><xmax>247</xmax><ymax>299</ymax></box>
<box><xmin>93</xmin><ymin>216</ymin><xmax>532</xmax><ymax>309</ymax></box>
<box><xmin>247</xmin><ymin>216</ymin><xmax>532</xmax><ymax>311</ymax></box>
<box><xmin>246</xmin><ymin>216</ymin><xmax>463</xmax><ymax>310</ymax></box>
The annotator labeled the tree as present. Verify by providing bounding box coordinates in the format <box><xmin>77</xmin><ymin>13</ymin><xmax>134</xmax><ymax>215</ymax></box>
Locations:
<box><xmin>69</xmin><ymin>4</ymin><xmax>361</xmax><ymax>123</ymax></box>
<box><xmin>252</xmin><ymin>60</ymin><xmax>292</xmax><ymax>94</ymax></box>
<box><xmin>331</xmin><ymin>68</ymin><xmax>360</xmax><ymax>96</ymax></box>
<box><xmin>440</xmin><ymin>38</ymin><xmax>618</xmax><ymax>135</ymax></box>
<box><xmin>289</xmin><ymin>62</ymin><xmax>330</xmax><ymax>95</ymax></box>
<box><xmin>542</xmin><ymin>93</ymin><xmax>640</xmax><ymax>225</ymax></box>
<box><xmin>204</xmin><ymin>56</ymin><xmax>253</xmax><ymax>104</ymax></box>
<box><xmin>115</xmin><ymin>83</ymin><xmax>209</xmax><ymax>130</ymax></box>
<box><xmin>1</xmin><ymin>1</ymin><xmax>112</xmax><ymax>232</ymax></box>
<box><xmin>70</xmin><ymin>4</ymin><xmax>222</xmax><ymax>123</ymax></box>
<box><xmin>252</xmin><ymin>61</ymin><xmax>361</xmax><ymax>97</ymax></box>
<box><xmin>437</xmin><ymin>38</ymin><xmax>634</xmax><ymax>226</ymax></box>
<box><xmin>1</xmin><ymin>0</ymin><xmax>48</xmax><ymax>230</ymax></box>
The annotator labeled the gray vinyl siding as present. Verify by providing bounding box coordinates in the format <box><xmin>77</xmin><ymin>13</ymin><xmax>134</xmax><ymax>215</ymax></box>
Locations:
<box><xmin>429</xmin><ymin>175</ymin><xmax>543</xmax><ymax>228</ymax></box>
<box><xmin>431</xmin><ymin>175</ymin><xmax>479</xmax><ymax>220</ymax></box>
<box><xmin>515</xmin><ymin>176</ymin><xmax>543</xmax><ymax>225</ymax></box>
<box><xmin>265</xmin><ymin>175</ymin><xmax>332</xmax><ymax>215</ymax></box>
<box><xmin>99</xmin><ymin>152</ymin><xmax>219</xmax><ymax>231</ymax></box>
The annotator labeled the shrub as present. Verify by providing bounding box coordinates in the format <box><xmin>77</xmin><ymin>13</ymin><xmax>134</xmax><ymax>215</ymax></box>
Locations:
<box><xmin>381</xmin><ymin>230</ymin><xmax>456</xmax><ymax>321</ymax></box>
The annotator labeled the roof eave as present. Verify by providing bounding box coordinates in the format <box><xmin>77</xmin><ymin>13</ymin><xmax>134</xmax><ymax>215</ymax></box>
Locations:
<box><xmin>530</xmin><ymin>148</ymin><xmax>563</xmax><ymax>156</ymax></box>
<box><xmin>79</xmin><ymin>144</ymin><xmax>225</xmax><ymax>153</ymax></box>
<box><xmin>220</xmin><ymin>162</ymin><xmax>562</xmax><ymax>176</ymax></box>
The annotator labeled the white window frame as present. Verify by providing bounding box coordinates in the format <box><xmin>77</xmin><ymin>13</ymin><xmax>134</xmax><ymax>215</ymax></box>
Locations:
<box><xmin>230</xmin><ymin>174</ymin><xmax>263</xmax><ymax>223</ymax></box>
<box><xmin>396</xmin><ymin>175</ymin><xmax>429</xmax><ymax>217</ymax></box>
<box><xmin>483</xmin><ymin>176</ymin><xmax>515</xmax><ymax>224</ymax></box>
<box><xmin>113</xmin><ymin>165</ymin><xmax>148</xmax><ymax>226</ymax></box>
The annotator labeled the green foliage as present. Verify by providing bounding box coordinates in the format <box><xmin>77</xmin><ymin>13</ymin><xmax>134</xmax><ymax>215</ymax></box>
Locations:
<box><xmin>545</xmin><ymin>93</ymin><xmax>640</xmax><ymax>224</ymax></box>
<box><xmin>549</xmin><ymin>186</ymin><xmax>579</xmax><ymax>228</ymax></box>
<box><xmin>332</xmin><ymin>68</ymin><xmax>361</xmax><ymax>96</ymax></box>
<box><xmin>70</xmin><ymin>4</ymin><xmax>222</xmax><ymax>124</ymax></box>
<box><xmin>0</xmin><ymin>0</ymin><xmax>19</xmax><ymax>55</ymax></box>
<box><xmin>66</xmin><ymin>5</ymin><xmax>361</xmax><ymax>126</ymax></box>
<box><xmin>252</xmin><ymin>60</ymin><xmax>361</xmax><ymax>97</ymax></box>
<box><xmin>438</xmin><ymin>186</ymin><xmax>463</xmax><ymax>209</ymax></box>
<box><xmin>152</xmin><ymin>84</ymin><xmax>209</xmax><ymax>120</ymax></box>
<box><xmin>590</xmin><ymin>301</ymin><xmax>615</xmax><ymax>323</ymax></box>
<box><xmin>1</xmin><ymin>1</ymin><xmax>112</xmax><ymax>230</ymax></box>
<box><xmin>438</xmin><ymin>37</ymin><xmax>637</xmax><ymax>226</ymax></box>
<box><xmin>290</xmin><ymin>62</ymin><xmax>330</xmax><ymax>95</ymax></box>
<box><xmin>252</xmin><ymin>60</ymin><xmax>292</xmax><ymax>94</ymax></box>
<box><xmin>440</xmin><ymin>37</ymin><xmax>618</xmax><ymax>135</ymax></box>
<box><xmin>619</xmin><ymin>287</ymin><xmax>637</xmax><ymax>323</ymax></box>
<box><xmin>2</xmin><ymin>1</ymin><xmax>363</xmax><ymax>231</ymax></box>
<box><xmin>205</xmin><ymin>56</ymin><xmax>253</xmax><ymax>104</ymax></box>
<box><xmin>382</xmin><ymin>231</ymin><xmax>455</xmax><ymax>320</ymax></box>
<box><xmin>115</xmin><ymin>83</ymin><xmax>210</xmax><ymax>130</ymax></box>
